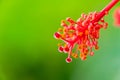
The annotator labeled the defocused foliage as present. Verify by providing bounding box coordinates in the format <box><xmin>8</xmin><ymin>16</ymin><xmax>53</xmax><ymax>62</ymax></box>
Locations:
<box><xmin>0</xmin><ymin>0</ymin><xmax>120</xmax><ymax>80</ymax></box>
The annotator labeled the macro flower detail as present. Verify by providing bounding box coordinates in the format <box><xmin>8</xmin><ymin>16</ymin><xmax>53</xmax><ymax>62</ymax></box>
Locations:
<box><xmin>54</xmin><ymin>12</ymin><xmax>108</xmax><ymax>63</ymax></box>
<box><xmin>54</xmin><ymin>0</ymin><xmax>119</xmax><ymax>63</ymax></box>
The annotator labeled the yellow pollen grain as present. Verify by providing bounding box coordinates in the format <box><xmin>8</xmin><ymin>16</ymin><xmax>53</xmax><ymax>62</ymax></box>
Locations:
<box><xmin>95</xmin><ymin>45</ymin><xmax>99</xmax><ymax>50</ymax></box>
<box><xmin>63</xmin><ymin>28</ymin><xmax>67</xmax><ymax>32</ymax></box>
<box><xmin>61</xmin><ymin>34</ymin><xmax>65</xmax><ymax>38</ymax></box>
<box><xmin>80</xmin><ymin>53</ymin><xmax>83</xmax><ymax>58</ymax></box>
<box><xmin>58</xmin><ymin>28</ymin><xmax>63</xmax><ymax>32</ymax></box>
<box><xmin>57</xmin><ymin>43</ymin><xmax>61</xmax><ymax>47</ymax></box>
<box><xmin>72</xmin><ymin>53</ymin><xmax>78</xmax><ymax>58</ymax></box>
<box><xmin>78</xmin><ymin>32</ymin><xmax>83</xmax><ymax>36</ymax></box>
<box><xmin>85</xmin><ymin>30</ymin><xmax>89</xmax><ymax>35</ymax></box>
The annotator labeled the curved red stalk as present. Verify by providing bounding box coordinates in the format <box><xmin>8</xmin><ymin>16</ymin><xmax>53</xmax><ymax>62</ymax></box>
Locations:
<box><xmin>93</xmin><ymin>0</ymin><xmax>119</xmax><ymax>23</ymax></box>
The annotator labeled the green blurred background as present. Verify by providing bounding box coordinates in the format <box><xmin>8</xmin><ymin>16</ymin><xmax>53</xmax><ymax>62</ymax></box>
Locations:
<box><xmin>0</xmin><ymin>0</ymin><xmax>120</xmax><ymax>80</ymax></box>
